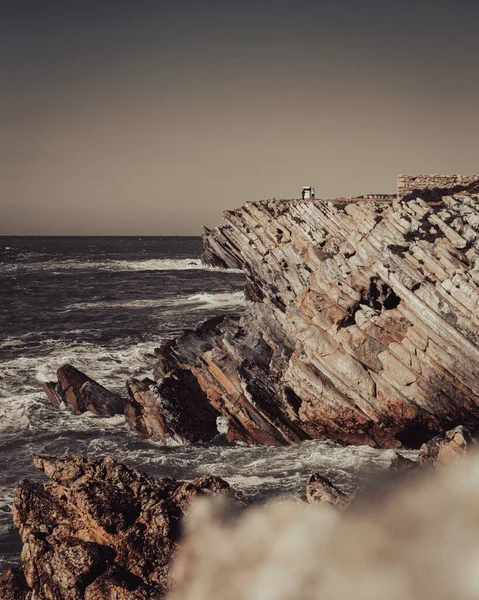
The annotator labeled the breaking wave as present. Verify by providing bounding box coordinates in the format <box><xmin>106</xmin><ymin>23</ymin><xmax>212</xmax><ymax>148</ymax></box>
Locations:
<box><xmin>65</xmin><ymin>291</ymin><xmax>245</xmax><ymax>311</ymax></box>
<box><xmin>2</xmin><ymin>258</ymin><xmax>242</xmax><ymax>274</ymax></box>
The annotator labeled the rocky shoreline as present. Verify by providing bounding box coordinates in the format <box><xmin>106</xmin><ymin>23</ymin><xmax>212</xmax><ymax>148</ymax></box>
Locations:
<box><xmin>0</xmin><ymin>425</ymin><xmax>473</xmax><ymax>599</ymax></box>
<box><xmin>3</xmin><ymin>174</ymin><xmax>479</xmax><ymax>598</ymax></box>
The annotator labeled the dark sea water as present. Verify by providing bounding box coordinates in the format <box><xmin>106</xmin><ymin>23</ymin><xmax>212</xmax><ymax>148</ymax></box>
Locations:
<box><xmin>0</xmin><ymin>236</ymin><xmax>414</xmax><ymax>568</ymax></box>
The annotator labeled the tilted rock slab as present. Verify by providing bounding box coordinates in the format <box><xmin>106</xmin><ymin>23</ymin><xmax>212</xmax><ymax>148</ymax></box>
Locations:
<box><xmin>0</xmin><ymin>456</ymin><xmax>245</xmax><ymax>599</ymax></box>
<box><xmin>43</xmin><ymin>364</ymin><xmax>128</xmax><ymax>417</ymax></box>
<box><xmin>138</xmin><ymin>190</ymin><xmax>479</xmax><ymax>449</ymax></box>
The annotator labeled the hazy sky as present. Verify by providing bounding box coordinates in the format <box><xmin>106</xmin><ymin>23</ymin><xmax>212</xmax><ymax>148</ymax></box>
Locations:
<box><xmin>1</xmin><ymin>0</ymin><xmax>479</xmax><ymax>235</ymax></box>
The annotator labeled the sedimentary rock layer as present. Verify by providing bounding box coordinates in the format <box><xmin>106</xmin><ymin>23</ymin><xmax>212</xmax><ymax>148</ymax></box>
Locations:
<box><xmin>138</xmin><ymin>190</ymin><xmax>479</xmax><ymax>449</ymax></box>
<box><xmin>0</xmin><ymin>456</ymin><xmax>244</xmax><ymax>600</ymax></box>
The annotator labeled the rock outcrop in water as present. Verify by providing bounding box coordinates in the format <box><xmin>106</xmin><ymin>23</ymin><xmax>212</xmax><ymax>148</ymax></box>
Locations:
<box><xmin>305</xmin><ymin>473</ymin><xmax>352</xmax><ymax>509</ymax></box>
<box><xmin>43</xmin><ymin>365</ymin><xmax>128</xmax><ymax>417</ymax></box>
<box><xmin>134</xmin><ymin>175</ymin><xmax>479</xmax><ymax>449</ymax></box>
<box><xmin>0</xmin><ymin>456</ymin><xmax>245</xmax><ymax>600</ymax></box>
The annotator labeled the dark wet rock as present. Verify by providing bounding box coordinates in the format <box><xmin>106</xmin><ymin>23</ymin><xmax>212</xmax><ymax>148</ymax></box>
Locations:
<box><xmin>43</xmin><ymin>364</ymin><xmax>128</xmax><ymax>417</ymax></box>
<box><xmin>0</xmin><ymin>455</ymin><xmax>245</xmax><ymax>600</ymax></box>
<box><xmin>125</xmin><ymin>371</ymin><xmax>221</xmax><ymax>444</ymax></box>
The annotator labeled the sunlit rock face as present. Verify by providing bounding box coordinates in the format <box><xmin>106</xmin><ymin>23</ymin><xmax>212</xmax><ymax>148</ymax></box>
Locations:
<box><xmin>169</xmin><ymin>453</ymin><xmax>479</xmax><ymax>600</ymax></box>
<box><xmin>134</xmin><ymin>184</ymin><xmax>479</xmax><ymax>449</ymax></box>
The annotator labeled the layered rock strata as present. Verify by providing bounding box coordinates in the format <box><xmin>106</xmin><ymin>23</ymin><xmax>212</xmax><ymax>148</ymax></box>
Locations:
<box><xmin>0</xmin><ymin>456</ymin><xmax>245</xmax><ymax>600</ymax></box>
<box><xmin>137</xmin><ymin>188</ymin><xmax>479</xmax><ymax>448</ymax></box>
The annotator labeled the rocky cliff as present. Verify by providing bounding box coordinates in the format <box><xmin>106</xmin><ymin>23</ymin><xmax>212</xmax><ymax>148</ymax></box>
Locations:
<box><xmin>129</xmin><ymin>182</ymin><xmax>479</xmax><ymax>449</ymax></box>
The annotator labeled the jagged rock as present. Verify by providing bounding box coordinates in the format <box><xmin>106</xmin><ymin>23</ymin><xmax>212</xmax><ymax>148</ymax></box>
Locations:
<box><xmin>0</xmin><ymin>455</ymin><xmax>245</xmax><ymax>600</ymax></box>
<box><xmin>201</xmin><ymin>225</ymin><xmax>243</xmax><ymax>269</ymax></box>
<box><xmin>417</xmin><ymin>425</ymin><xmax>475</xmax><ymax>467</ymax></box>
<box><xmin>43</xmin><ymin>364</ymin><xmax>128</xmax><ymax>417</ymax></box>
<box><xmin>145</xmin><ymin>182</ymin><xmax>479</xmax><ymax>448</ymax></box>
<box><xmin>305</xmin><ymin>473</ymin><xmax>351</xmax><ymax>509</ymax></box>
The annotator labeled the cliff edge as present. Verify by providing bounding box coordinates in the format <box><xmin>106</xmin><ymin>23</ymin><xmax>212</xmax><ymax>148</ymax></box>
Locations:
<box><xmin>128</xmin><ymin>175</ymin><xmax>479</xmax><ymax>448</ymax></box>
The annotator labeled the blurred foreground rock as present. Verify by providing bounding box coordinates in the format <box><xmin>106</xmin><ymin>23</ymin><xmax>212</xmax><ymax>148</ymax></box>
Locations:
<box><xmin>169</xmin><ymin>452</ymin><xmax>479</xmax><ymax>600</ymax></box>
<box><xmin>0</xmin><ymin>456</ymin><xmax>245</xmax><ymax>599</ymax></box>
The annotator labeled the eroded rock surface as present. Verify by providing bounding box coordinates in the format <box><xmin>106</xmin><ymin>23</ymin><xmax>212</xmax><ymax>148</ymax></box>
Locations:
<box><xmin>43</xmin><ymin>364</ymin><xmax>128</xmax><ymax>417</ymax></box>
<box><xmin>141</xmin><ymin>189</ymin><xmax>479</xmax><ymax>448</ymax></box>
<box><xmin>0</xmin><ymin>456</ymin><xmax>245</xmax><ymax>599</ymax></box>
<box><xmin>390</xmin><ymin>425</ymin><xmax>475</xmax><ymax>473</ymax></box>
<box><xmin>125</xmin><ymin>371</ymin><xmax>221</xmax><ymax>445</ymax></box>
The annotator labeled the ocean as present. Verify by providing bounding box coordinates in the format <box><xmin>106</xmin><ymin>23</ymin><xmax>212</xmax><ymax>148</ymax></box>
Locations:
<box><xmin>0</xmin><ymin>236</ymin><xmax>413</xmax><ymax>568</ymax></box>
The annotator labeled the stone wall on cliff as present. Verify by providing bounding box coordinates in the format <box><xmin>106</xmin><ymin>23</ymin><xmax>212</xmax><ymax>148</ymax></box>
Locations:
<box><xmin>128</xmin><ymin>188</ymin><xmax>479</xmax><ymax>449</ymax></box>
<box><xmin>397</xmin><ymin>174</ymin><xmax>479</xmax><ymax>201</ymax></box>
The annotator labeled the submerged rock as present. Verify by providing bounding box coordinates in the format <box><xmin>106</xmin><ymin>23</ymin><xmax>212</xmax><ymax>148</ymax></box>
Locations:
<box><xmin>0</xmin><ymin>455</ymin><xmax>245</xmax><ymax>599</ymax></box>
<box><xmin>389</xmin><ymin>452</ymin><xmax>420</xmax><ymax>475</ymax></box>
<box><xmin>143</xmin><ymin>181</ymin><xmax>479</xmax><ymax>448</ymax></box>
<box><xmin>43</xmin><ymin>364</ymin><xmax>128</xmax><ymax>417</ymax></box>
<box><xmin>305</xmin><ymin>473</ymin><xmax>351</xmax><ymax>509</ymax></box>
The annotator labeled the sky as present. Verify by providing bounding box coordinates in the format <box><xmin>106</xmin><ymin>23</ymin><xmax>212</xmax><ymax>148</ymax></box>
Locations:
<box><xmin>1</xmin><ymin>0</ymin><xmax>479</xmax><ymax>235</ymax></box>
